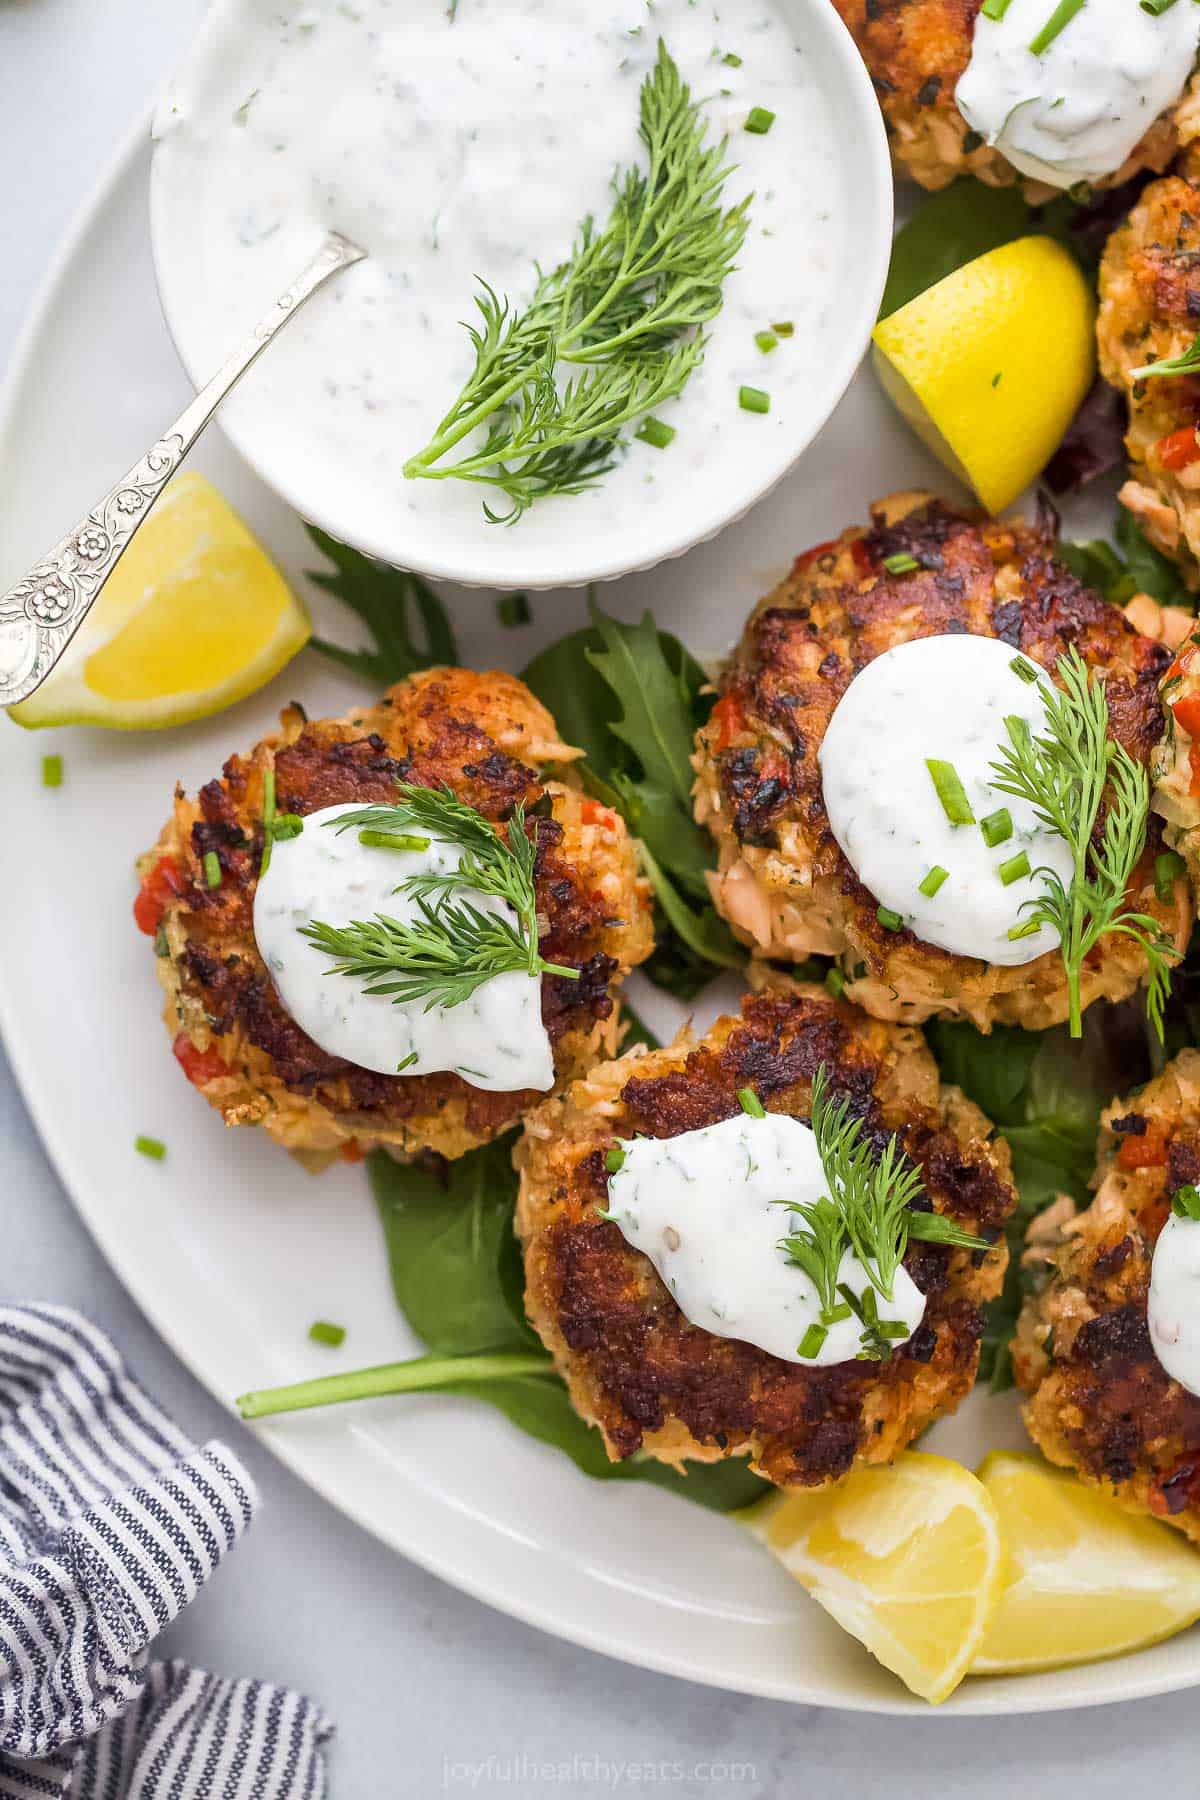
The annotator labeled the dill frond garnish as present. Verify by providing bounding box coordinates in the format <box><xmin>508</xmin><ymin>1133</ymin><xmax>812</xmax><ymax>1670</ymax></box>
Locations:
<box><xmin>777</xmin><ymin>1066</ymin><xmax>986</xmax><ymax>1360</ymax></box>
<box><xmin>300</xmin><ymin>785</ymin><xmax>580</xmax><ymax>1010</ymax></box>
<box><xmin>986</xmin><ymin>646</ymin><xmax>1176</xmax><ymax>1039</ymax></box>
<box><xmin>402</xmin><ymin>41</ymin><xmax>750</xmax><ymax>521</ymax></box>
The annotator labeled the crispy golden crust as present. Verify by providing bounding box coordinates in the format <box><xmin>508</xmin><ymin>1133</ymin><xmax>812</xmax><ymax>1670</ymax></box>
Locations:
<box><xmin>1016</xmin><ymin>1051</ymin><xmax>1200</xmax><ymax>1543</ymax></box>
<box><xmin>692</xmin><ymin>491</ymin><xmax>1191</xmax><ymax>1032</ymax></box>
<box><xmin>138</xmin><ymin>668</ymin><xmax>654</xmax><ymax>1164</ymax></box>
<box><xmin>831</xmin><ymin>0</ymin><xmax>1186</xmax><ymax>195</ymax></box>
<box><xmin>1098</xmin><ymin>166</ymin><xmax>1200</xmax><ymax>584</ymax></box>
<box><xmin>516</xmin><ymin>983</ymin><xmax>1014</xmax><ymax>1488</ymax></box>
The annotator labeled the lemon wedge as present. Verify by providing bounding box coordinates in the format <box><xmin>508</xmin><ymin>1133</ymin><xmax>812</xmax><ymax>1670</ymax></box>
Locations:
<box><xmin>9</xmin><ymin>472</ymin><xmax>310</xmax><ymax>730</ymax></box>
<box><xmin>971</xmin><ymin>1451</ymin><xmax>1200</xmax><ymax>1676</ymax></box>
<box><xmin>872</xmin><ymin>236</ymin><xmax>1095</xmax><ymax>515</ymax></box>
<box><xmin>743</xmin><ymin>1452</ymin><xmax>1006</xmax><ymax>1703</ymax></box>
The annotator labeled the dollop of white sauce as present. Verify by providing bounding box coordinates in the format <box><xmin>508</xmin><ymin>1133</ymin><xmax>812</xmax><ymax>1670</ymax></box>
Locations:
<box><xmin>819</xmin><ymin>634</ymin><xmax>1074</xmax><ymax>967</ymax></box>
<box><xmin>956</xmin><ymin>0</ymin><xmax>1200</xmax><ymax>191</ymax></box>
<box><xmin>1149</xmin><ymin>1212</ymin><xmax>1200</xmax><ymax>1396</ymax></box>
<box><xmin>150</xmin><ymin>0</ymin><xmax>850</xmax><ymax>575</ymax></box>
<box><xmin>605</xmin><ymin>1112</ymin><xmax>926</xmax><ymax>1366</ymax></box>
<box><xmin>252</xmin><ymin>802</ymin><xmax>554</xmax><ymax>1091</ymax></box>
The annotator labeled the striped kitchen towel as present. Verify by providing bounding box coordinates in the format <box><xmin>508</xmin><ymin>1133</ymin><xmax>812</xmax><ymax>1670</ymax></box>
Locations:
<box><xmin>0</xmin><ymin>1306</ymin><xmax>331</xmax><ymax>1799</ymax></box>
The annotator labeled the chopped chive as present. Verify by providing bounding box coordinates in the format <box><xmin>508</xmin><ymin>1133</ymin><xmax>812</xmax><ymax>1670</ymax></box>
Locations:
<box><xmin>981</xmin><ymin>0</ymin><xmax>1013</xmax><ymax>15</ymax></box>
<box><xmin>154</xmin><ymin>925</ymin><xmax>170</xmax><ymax>959</ymax></box>
<box><xmin>1029</xmin><ymin>0</ymin><xmax>1086</xmax><ymax>54</ymax></box>
<box><xmin>925</xmin><ymin>759</ymin><xmax>975</xmax><ymax>826</ymax></box>
<box><xmin>1172</xmin><ymin>1182</ymin><xmax>1200</xmax><ymax>1220</ymax></box>
<box><xmin>877</xmin><ymin>905</ymin><xmax>904</xmax><ymax>931</ymax></box>
<box><xmin>738</xmin><ymin>1086</ymin><xmax>766</xmax><ymax>1118</ymax></box>
<box><xmin>497</xmin><ymin>591</ymin><xmax>531</xmax><ymax>628</ymax></box>
<box><xmin>605</xmin><ymin>1144</ymin><xmax>627</xmax><ymax>1172</ymax></box>
<box><xmin>999</xmin><ymin>851</ymin><xmax>1031</xmax><ymax>886</ymax></box>
<box><xmin>271</xmin><ymin>813</ymin><xmax>304</xmax><ymax>843</ymax></box>
<box><xmin>1007</xmin><ymin>918</ymin><xmax>1041</xmax><ymax>941</ymax></box>
<box><xmin>825</xmin><ymin>1301</ymin><xmax>852</xmax><ymax>1324</ymax></box>
<box><xmin>918</xmin><ymin>865</ymin><xmax>949</xmax><ymax>898</ymax></box>
<box><xmin>358</xmin><ymin>829</ymin><xmax>432</xmax><ymax>853</ymax></box>
<box><xmin>739</xmin><ymin>385</ymin><xmax>770</xmax><ymax>414</ymax></box>
<box><xmin>41</xmin><ymin>754</ymin><xmax>63</xmax><ymax>788</ymax></box>
<box><xmin>882</xmin><ymin>552</ymin><xmax>920</xmax><ymax>574</ymax></box>
<box><xmin>1139</xmin><ymin>0</ymin><xmax>1177</xmax><ymax>12</ymax></box>
<box><xmin>259</xmin><ymin>767</ymin><xmax>277</xmax><ymax>875</ymax></box>
<box><xmin>1156</xmin><ymin>850</ymin><xmax>1187</xmax><ymax>903</ymax></box>
<box><xmin>636</xmin><ymin>416</ymin><xmax>676</xmax><ymax>448</ymax></box>
<box><xmin>771</xmin><ymin>320</ymin><xmax>794</xmax><ymax>338</ymax></box>
<box><xmin>721</xmin><ymin>49</ymin><xmax>743</xmax><ymax>65</ymax></box>
<box><xmin>308</xmin><ymin>1320</ymin><xmax>346</xmax><ymax>1348</ymax></box>
<box><xmin>1010</xmin><ymin>655</ymin><xmax>1039</xmax><ymax>685</ymax></box>
<box><xmin>980</xmin><ymin>808</ymin><xmax>1013</xmax><ymax>847</ymax></box>
<box><xmin>135</xmin><ymin>1135</ymin><xmax>166</xmax><ymax>1161</ymax></box>
<box><xmin>203</xmin><ymin>850</ymin><xmax>222</xmax><ymax>889</ymax></box>
<box><xmin>797</xmin><ymin>1322</ymin><xmax>827</xmax><ymax>1359</ymax></box>
<box><xmin>744</xmin><ymin>106</ymin><xmax>776</xmax><ymax>135</ymax></box>
<box><xmin>825</xmin><ymin>967</ymin><xmax>846</xmax><ymax>998</ymax></box>
<box><xmin>755</xmin><ymin>329</ymin><xmax>778</xmax><ymax>354</ymax></box>
<box><xmin>396</xmin><ymin>1052</ymin><xmax>419</xmax><ymax>1072</ymax></box>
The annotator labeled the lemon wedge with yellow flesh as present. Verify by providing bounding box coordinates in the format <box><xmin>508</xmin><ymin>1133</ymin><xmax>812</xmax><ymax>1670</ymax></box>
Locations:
<box><xmin>970</xmin><ymin>1451</ymin><xmax>1200</xmax><ymax>1676</ymax></box>
<box><xmin>9</xmin><ymin>472</ymin><xmax>310</xmax><ymax>730</ymax></box>
<box><xmin>743</xmin><ymin>1452</ymin><xmax>1006</xmax><ymax>1703</ymax></box>
<box><xmin>872</xmin><ymin>236</ymin><xmax>1096</xmax><ymax>515</ymax></box>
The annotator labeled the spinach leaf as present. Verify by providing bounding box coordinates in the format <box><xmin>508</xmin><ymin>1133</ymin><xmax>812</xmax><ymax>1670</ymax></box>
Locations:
<box><xmin>305</xmin><ymin>523</ymin><xmax>458</xmax><ymax>685</ymax></box>
<box><xmin>927</xmin><ymin>1007</ymin><xmax>1142</xmax><ymax>1387</ymax></box>
<box><xmin>639</xmin><ymin>841</ymin><xmax>742</xmax><ymax>970</ymax></box>
<box><xmin>880</xmin><ymin>181</ymin><xmax>1032</xmax><ymax>319</ymax></box>
<box><xmin>585</xmin><ymin>604</ymin><xmax>702</xmax><ymax>808</ymax></box>
<box><xmin>370</xmin><ymin>1143</ymin><xmax>535</xmax><ymax>1355</ymax></box>
<box><xmin>361</xmin><ymin>1145</ymin><xmax>768</xmax><ymax>1510</ymax></box>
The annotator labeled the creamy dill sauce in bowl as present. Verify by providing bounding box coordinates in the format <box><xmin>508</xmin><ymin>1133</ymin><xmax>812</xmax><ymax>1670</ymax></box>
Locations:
<box><xmin>149</xmin><ymin>0</ymin><xmax>890</xmax><ymax>586</ymax></box>
<box><xmin>253</xmin><ymin>803</ymin><xmax>553</xmax><ymax>1091</ymax></box>
<box><xmin>956</xmin><ymin>0</ymin><xmax>1200</xmax><ymax>191</ymax></box>
<box><xmin>819</xmin><ymin>634</ymin><xmax>1074</xmax><ymax>966</ymax></box>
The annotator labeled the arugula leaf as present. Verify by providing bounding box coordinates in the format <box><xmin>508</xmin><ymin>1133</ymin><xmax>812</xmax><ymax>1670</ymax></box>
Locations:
<box><xmin>305</xmin><ymin>523</ymin><xmax>458</xmax><ymax>685</ymax></box>
<box><xmin>371</xmin><ymin>1143</ymin><xmax>536</xmax><ymax>1355</ymax></box>
<box><xmin>1059</xmin><ymin>506</ymin><xmax>1194</xmax><ymax>612</ymax></box>
<box><xmin>522</xmin><ymin>600</ymin><xmax>742</xmax><ymax>992</ymax></box>
<box><xmin>927</xmin><ymin>1007</ymin><xmax>1144</xmax><ymax>1387</ymax></box>
<box><xmin>638</xmin><ymin>841</ymin><xmax>742</xmax><ymax>970</ymax></box>
<box><xmin>585</xmin><ymin>603</ymin><xmax>701</xmax><ymax>808</ymax></box>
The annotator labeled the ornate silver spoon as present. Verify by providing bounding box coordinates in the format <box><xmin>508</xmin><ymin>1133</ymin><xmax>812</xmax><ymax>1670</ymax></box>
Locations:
<box><xmin>0</xmin><ymin>230</ymin><xmax>365</xmax><ymax>708</ymax></box>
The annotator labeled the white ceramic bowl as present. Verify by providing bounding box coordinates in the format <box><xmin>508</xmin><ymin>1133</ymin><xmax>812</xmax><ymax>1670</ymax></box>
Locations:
<box><xmin>148</xmin><ymin>0</ymin><xmax>892</xmax><ymax>589</ymax></box>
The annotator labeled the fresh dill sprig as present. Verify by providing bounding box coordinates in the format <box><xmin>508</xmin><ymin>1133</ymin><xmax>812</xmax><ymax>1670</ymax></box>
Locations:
<box><xmin>300</xmin><ymin>785</ymin><xmax>580</xmax><ymax>1010</ymax></box>
<box><xmin>403</xmin><ymin>41</ymin><xmax>751</xmax><ymax>522</ymax></box>
<box><xmin>986</xmin><ymin>647</ymin><xmax>1176</xmax><ymax>1039</ymax></box>
<box><xmin>1130</xmin><ymin>333</ymin><xmax>1200</xmax><ymax>383</ymax></box>
<box><xmin>777</xmin><ymin>1066</ymin><xmax>987</xmax><ymax>1360</ymax></box>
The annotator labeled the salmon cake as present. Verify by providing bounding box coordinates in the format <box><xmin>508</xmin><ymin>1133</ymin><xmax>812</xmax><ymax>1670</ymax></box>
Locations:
<box><xmin>832</xmin><ymin>0</ymin><xmax>1191</xmax><ymax>196</ymax></box>
<box><xmin>1098</xmin><ymin>161</ymin><xmax>1200</xmax><ymax>586</ymax></box>
<box><xmin>1016</xmin><ymin>1051</ymin><xmax>1200</xmax><ymax>1544</ymax></box>
<box><xmin>516</xmin><ymin>983</ymin><xmax>1014</xmax><ymax>1488</ymax></box>
<box><xmin>692</xmin><ymin>491</ymin><xmax>1191</xmax><ymax>1032</ymax></box>
<box><xmin>136</xmin><ymin>667</ymin><xmax>654</xmax><ymax>1164</ymax></box>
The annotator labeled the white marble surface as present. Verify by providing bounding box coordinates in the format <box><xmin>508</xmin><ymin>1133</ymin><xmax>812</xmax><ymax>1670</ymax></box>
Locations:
<box><xmin>1</xmin><ymin>1</ymin><xmax>1197</xmax><ymax>1791</ymax></box>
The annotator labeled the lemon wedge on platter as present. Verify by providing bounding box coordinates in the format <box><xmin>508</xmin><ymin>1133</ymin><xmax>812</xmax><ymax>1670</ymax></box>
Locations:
<box><xmin>970</xmin><ymin>1451</ymin><xmax>1200</xmax><ymax>1676</ymax></box>
<box><xmin>872</xmin><ymin>235</ymin><xmax>1095</xmax><ymax>515</ymax></box>
<box><xmin>8</xmin><ymin>471</ymin><xmax>310</xmax><ymax>730</ymax></box>
<box><xmin>742</xmin><ymin>1452</ymin><xmax>1006</xmax><ymax>1703</ymax></box>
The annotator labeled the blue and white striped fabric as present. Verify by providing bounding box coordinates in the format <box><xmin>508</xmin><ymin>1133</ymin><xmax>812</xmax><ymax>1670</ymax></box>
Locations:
<box><xmin>0</xmin><ymin>1307</ymin><xmax>331</xmax><ymax>1799</ymax></box>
